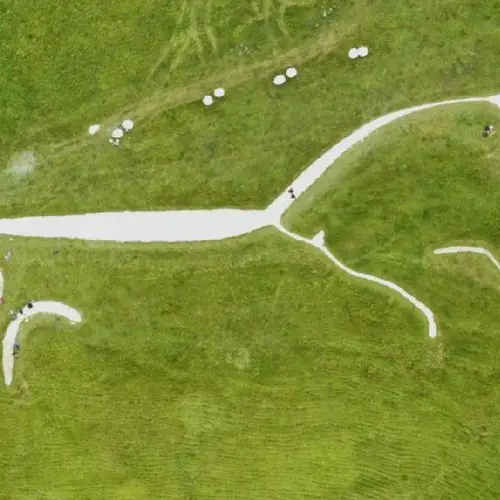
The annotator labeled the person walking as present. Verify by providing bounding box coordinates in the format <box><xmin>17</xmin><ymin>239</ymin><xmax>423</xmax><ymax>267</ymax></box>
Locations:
<box><xmin>483</xmin><ymin>124</ymin><xmax>495</xmax><ymax>138</ymax></box>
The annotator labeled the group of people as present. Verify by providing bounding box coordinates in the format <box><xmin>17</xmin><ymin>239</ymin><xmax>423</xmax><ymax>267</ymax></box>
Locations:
<box><xmin>10</xmin><ymin>301</ymin><xmax>34</xmax><ymax>358</ymax></box>
<box><xmin>11</xmin><ymin>301</ymin><xmax>34</xmax><ymax>320</ymax></box>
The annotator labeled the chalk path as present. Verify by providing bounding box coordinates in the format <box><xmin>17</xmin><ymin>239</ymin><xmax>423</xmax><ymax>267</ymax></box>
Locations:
<box><xmin>3</xmin><ymin>301</ymin><xmax>82</xmax><ymax>386</ymax></box>
<box><xmin>0</xmin><ymin>210</ymin><xmax>270</xmax><ymax>243</ymax></box>
<box><xmin>277</xmin><ymin>226</ymin><xmax>437</xmax><ymax>338</ymax></box>
<box><xmin>434</xmin><ymin>246</ymin><xmax>500</xmax><ymax>273</ymax></box>
<box><xmin>0</xmin><ymin>94</ymin><xmax>498</xmax><ymax>241</ymax></box>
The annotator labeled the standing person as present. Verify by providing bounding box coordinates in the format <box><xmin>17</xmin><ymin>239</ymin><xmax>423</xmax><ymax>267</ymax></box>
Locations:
<box><xmin>27</xmin><ymin>301</ymin><xmax>33</xmax><ymax>309</ymax></box>
<box><xmin>483</xmin><ymin>124</ymin><xmax>495</xmax><ymax>138</ymax></box>
<box><xmin>288</xmin><ymin>187</ymin><xmax>296</xmax><ymax>200</ymax></box>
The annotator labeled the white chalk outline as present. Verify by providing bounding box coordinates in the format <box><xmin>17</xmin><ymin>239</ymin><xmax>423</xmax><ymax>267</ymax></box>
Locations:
<box><xmin>277</xmin><ymin>226</ymin><xmax>437</xmax><ymax>338</ymax></box>
<box><xmin>434</xmin><ymin>246</ymin><xmax>500</xmax><ymax>272</ymax></box>
<box><xmin>0</xmin><ymin>94</ymin><xmax>498</xmax><ymax>241</ymax></box>
<box><xmin>1</xmin><ymin>92</ymin><xmax>498</xmax><ymax>358</ymax></box>
<box><xmin>3</xmin><ymin>301</ymin><xmax>82</xmax><ymax>386</ymax></box>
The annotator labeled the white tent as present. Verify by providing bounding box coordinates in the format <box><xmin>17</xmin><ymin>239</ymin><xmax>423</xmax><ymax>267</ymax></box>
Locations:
<box><xmin>111</xmin><ymin>128</ymin><xmax>124</xmax><ymax>139</ymax></box>
<box><xmin>358</xmin><ymin>46</ymin><xmax>369</xmax><ymax>57</ymax></box>
<box><xmin>88</xmin><ymin>124</ymin><xmax>100</xmax><ymax>136</ymax></box>
<box><xmin>213</xmin><ymin>88</ymin><xmax>225</xmax><ymax>98</ymax></box>
<box><xmin>202</xmin><ymin>95</ymin><xmax>214</xmax><ymax>106</ymax></box>
<box><xmin>122</xmin><ymin>119</ymin><xmax>134</xmax><ymax>131</ymax></box>
<box><xmin>348</xmin><ymin>48</ymin><xmax>359</xmax><ymax>59</ymax></box>
<box><xmin>273</xmin><ymin>74</ymin><xmax>286</xmax><ymax>86</ymax></box>
<box><xmin>285</xmin><ymin>67</ymin><xmax>298</xmax><ymax>78</ymax></box>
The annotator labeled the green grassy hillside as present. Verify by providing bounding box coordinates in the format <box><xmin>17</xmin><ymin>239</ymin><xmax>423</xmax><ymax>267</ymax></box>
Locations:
<box><xmin>1</xmin><ymin>2</ymin><xmax>500</xmax><ymax>499</ymax></box>
<box><xmin>0</xmin><ymin>228</ymin><xmax>499</xmax><ymax>499</ymax></box>
<box><xmin>1</xmin><ymin>1</ymin><xmax>500</xmax><ymax>215</ymax></box>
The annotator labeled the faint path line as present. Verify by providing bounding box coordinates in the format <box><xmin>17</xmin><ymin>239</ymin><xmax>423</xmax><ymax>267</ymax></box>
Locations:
<box><xmin>270</xmin><ymin>276</ymin><xmax>285</xmax><ymax>312</ymax></box>
<box><xmin>97</xmin><ymin>23</ymin><xmax>356</xmax><ymax>123</ymax></box>
<box><xmin>275</xmin><ymin>225</ymin><xmax>438</xmax><ymax>338</ymax></box>
<box><xmin>261</xmin><ymin>0</ymin><xmax>278</xmax><ymax>46</ymax></box>
<box><xmin>188</xmin><ymin>0</ymin><xmax>205</xmax><ymax>62</ymax></box>
<box><xmin>277</xmin><ymin>2</ymin><xmax>290</xmax><ymax>38</ymax></box>
<box><xmin>148</xmin><ymin>0</ymin><xmax>189</xmax><ymax>80</ymax></box>
<box><xmin>204</xmin><ymin>0</ymin><xmax>218</xmax><ymax>55</ymax></box>
<box><xmin>434</xmin><ymin>246</ymin><xmax>500</xmax><ymax>272</ymax></box>
<box><xmin>169</xmin><ymin>35</ymin><xmax>193</xmax><ymax>75</ymax></box>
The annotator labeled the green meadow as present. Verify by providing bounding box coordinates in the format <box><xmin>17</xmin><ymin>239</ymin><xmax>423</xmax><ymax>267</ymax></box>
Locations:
<box><xmin>0</xmin><ymin>1</ymin><xmax>500</xmax><ymax>498</ymax></box>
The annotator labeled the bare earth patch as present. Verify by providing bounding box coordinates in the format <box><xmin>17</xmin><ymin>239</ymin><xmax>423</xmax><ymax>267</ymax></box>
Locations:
<box><xmin>6</xmin><ymin>151</ymin><xmax>36</xmax><ymax>177</ymax></box>
<box><xmin>226</xmin><ymin>347</ymin><xmax>251</xmax><ymax>370</ymax></box>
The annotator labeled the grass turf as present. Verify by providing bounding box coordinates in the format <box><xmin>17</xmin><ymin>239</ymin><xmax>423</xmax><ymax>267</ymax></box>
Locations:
<box><xmin>283</xmin><ymin>103</ymin><xmax>500</xmax><ymax>492</ymax></box>
<box><xmin>0</xmin><ymin>104</ymin><xmax>500</xmax><ymax>497</ymax></box>
<box><xmin>284</xmin><ymin>102</ymin><xmax>500</xmax><ymax>259</ymax></box>
<box><xmin>2</xmin><ymin>1</ymin><xmax>500</xmax><ymax>215</ymax></box>
<box><xmin>1</xmin><ymin>2</ymin><xmax>500</xmax><ymax>499</ymax></box>
<box><xmin>1</xmin><ymin>226</ymin><xmax>500</xmax><ymax>499</ymax></box>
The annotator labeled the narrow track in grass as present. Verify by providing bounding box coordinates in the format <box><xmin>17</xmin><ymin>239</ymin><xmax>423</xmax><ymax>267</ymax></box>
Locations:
<box><xmin>276</xmin><ymin>225</ymin><xmax>438</xmax><ymax>338</ymax></box>
<box><xmin>434</xmin><ymin>246</ymin><xmax>500</xmax><ymax>273</ymax></box>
